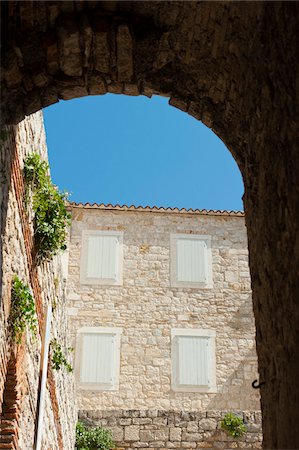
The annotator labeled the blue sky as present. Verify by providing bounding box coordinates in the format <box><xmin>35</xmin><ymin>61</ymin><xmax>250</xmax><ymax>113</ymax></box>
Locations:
<box><xmin>43</xmin><ymin>94</ymin><xmax>244</xmax><ymax>211</ymax></box>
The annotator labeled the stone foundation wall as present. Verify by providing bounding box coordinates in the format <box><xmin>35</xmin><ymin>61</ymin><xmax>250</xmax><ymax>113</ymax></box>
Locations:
<box><xmin>79</xmin><ymin>409</ymin><xmax>262</xmax><ymax>449</ymax></box>
<box><xmin>0</xmin><ymin>112</ymin><xmax>77</xmax><ymax>449</ymax></box>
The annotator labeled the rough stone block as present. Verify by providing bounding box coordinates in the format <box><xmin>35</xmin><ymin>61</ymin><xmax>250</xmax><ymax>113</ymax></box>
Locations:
<box><xmin>169</xmin><ymin>427</ymin><xmax>182</xmax><ymax>441</ymax></box>
<box><xmin>59</xmin><ymin>86</ymin><xmax>88</xmax><ymax>100</ymax></box>
<box><xmin>198</xmin><ymin>419</ymin><xmax>217</xmax><ymax>432</ymax></box>
<box><xmin>125</xmin><ymin>426</ymin><xmax>140</xmax><ymax>441</ymax></box>
<box><xmin>181</xmin><ymin>441</ymin><xmax>196</xmax><ymax>448</ymax></box>
<box><xmin>88</xmin><ymin>73</ymin><xmax>107</xmax><ymax>95</ymax></box>
<box><xmin>93</xmin><ymin>32</ymin><xmax>110</xmax><ymax>73</ymax></box>
<box><xmin>110</xmin><ymin>426</ymin><xmax>124</xmax><ymax>442</ymax></box>
<box><xmin>196</xmin><ymin>442</ymin><xmax>213</xmax><ymax>448</ymax></box>
<box><xmin>124</xmin><ymin>84</ymin><xmax>139</xmax><ymax>96</ymax></box>
<box><xmin>140</xmin><ymin>430</ymin><xmax>155</xmax><ymax>441</ymax></box>
<box><xmin>212</xmin><ymin>442</ymin><xmax>228</xmax><ymax>449</ymax></box>
<box><xmin>116</xmin><ymin>24</ymin><xmax>133</xmax><ymax>82</ymax></box>
<box><xmin>120</xmin><ymin>418</ymin><xmax>133</xmax><ymax>426</ymax></box>
<box><xmin>182</xmin><ymin>432</ymin><xmax>203</xmax><ymax>442</ymax></box>
<box><xmin>154</xmin><ymin>429</ymin><xmax>169</xmax><ymax>441</ymax></box>
<box><xmin>153</xmin><ymin>418</ymin><xmax>167</xmax><ymax>426</ymax></box>
<box><xmin>133</xmin><ymin>418</ymin><xmax>152</xmax><ymax>425</ymax></box>
<box><xmin>206</xmin><ymin>411</ymin><xmax>222</xmax><ymax>421</ymax></box>
<box><xmin>57</xmin><ymin>18</ymin><xmax>82</xmax><ymax>76</ymax></box>
<box><xmin>108</xmin><ymin>83</ymin><xmax>123</xmax><ymax>94</ymax></box>
<box><xmin>187</xmin><ymin>421</ymin><xmax>199</xmax><ymax>432</ymax></box>
<box><xmin>225</xmin><ymin>271</ymin><xmax>238</xmax><ymax>282</ymax></box>
<box><xmin>153</xmin><ymin>32</ymin><xmax>174</xmax><ymax>70</ymax></box>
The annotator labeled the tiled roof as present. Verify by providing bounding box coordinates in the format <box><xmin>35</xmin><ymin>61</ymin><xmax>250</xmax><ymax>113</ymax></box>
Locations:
<box><xmin>68</xmin><ymin>202</ymin><xmax>244</xmax><ymax>217</ymax></box>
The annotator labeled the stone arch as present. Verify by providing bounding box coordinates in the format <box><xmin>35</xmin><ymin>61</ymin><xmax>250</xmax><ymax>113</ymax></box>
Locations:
<box><xmin>1</xmin><ymin>2</ymin><xmax>299</xmax><ymax>449</ymax></box>
<box><xmin>1</xmin><ymin>1</ymin><xmax>253</xmax><ymax>172</ymax></box>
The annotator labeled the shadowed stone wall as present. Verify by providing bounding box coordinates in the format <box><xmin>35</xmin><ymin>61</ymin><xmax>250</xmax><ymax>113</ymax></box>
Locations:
<box><xmin>1</xmin><ymin>2</ymin><xmax>299</xmax><ymax>448</ymax></box>
<box><xmin>0</xmin><ymin>113</ymin><xmax>76</xmax><ymax>449</ymax></box>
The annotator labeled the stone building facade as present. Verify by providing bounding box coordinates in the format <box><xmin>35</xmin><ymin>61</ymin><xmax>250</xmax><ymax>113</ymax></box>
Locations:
<box><xmin>67</xmin><ymin>203</ymin><xmax>262</xmax><ymax>449</ymax></box>
<box><xmin>0</xmin><ymin>112</ymin><xmax>77</xmax><ymax>449</ymax></box>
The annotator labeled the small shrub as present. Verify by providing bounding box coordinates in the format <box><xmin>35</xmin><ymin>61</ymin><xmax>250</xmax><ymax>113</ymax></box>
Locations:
<box><xmin>221</xmin><ymin>412</ymin><xmax>247</xmax><ymax>438</ymax></box>
<box><xmin>10</xmin><ymin>276</ymin><xmax>37</xmax><ymax>344</ymax></box>
<box><xmin>50</xmin><ymin>338</ymin><xmax>73</xmax><ymax>373</ymax></box>
<box><xmin>23</xmin><ymin>153</ymin><xmax>71</xmax><ymax>263</ymax></box>
<box><xmin>75</xmin><ymin>422</ymin><xmax>115</xmax><ymax>450</ymax></box>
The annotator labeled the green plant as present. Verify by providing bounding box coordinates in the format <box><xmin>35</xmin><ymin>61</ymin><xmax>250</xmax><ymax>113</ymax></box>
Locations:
<box><xmin>10</xmin><ymin>276</ymin><xmax>37</xmax><ymax>344</ymax></box>
<box><xmin>76</xmin><ymin>422</ymin><xmax>115</xmax><ymax>450</ymax></box>
<box><xmin>50</xmin><ymin>338</ymin><xmax>73</xmax><ymax>373</ymax></box>
<box><xmin>23</xmin><ymin>153</ymin><xmax>71</xmax><ymax>263</ymax></box>
<box><xmin>23</xmin><ymin>152</ymin><xmax>49</xmax><ymax>188</ymax></box>
<box><xmin>221</xmin><ymin>412</ymin><xmax>247</xmax><ymax>438</ymax></box>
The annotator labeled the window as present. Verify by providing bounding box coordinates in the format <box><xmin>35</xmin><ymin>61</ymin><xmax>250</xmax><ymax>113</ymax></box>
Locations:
<box><xmin>170</xmin><ymin>234</ymin><xmax>212</xmax><ymax>288</ymax></box>
<box><xmin>171</xmin><ymin>328</ymin><xmax>216</xmax><ymax>392</ymax></box>
<box><xmin>75</xmin><ymin>327</ymin><xmax>122</xmax><ymax>391</ymax></box>
<box><xmin>80</xmin><ymin>230</ymin><xmax>123</xmax><ymax>285</ymax></box>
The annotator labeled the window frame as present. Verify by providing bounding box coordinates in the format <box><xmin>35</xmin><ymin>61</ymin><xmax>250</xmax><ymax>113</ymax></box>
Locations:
<box><xmin>75</xmin><ymin>326</ymin><xmax>122</xmax><ymax>391</ymax></box>
<box><xmin>80</xmin><ymin>230</ymin><xmax>123</xmax><ymax>286</ymax></box>
<box><xmin>171</xmin><ymin>328</ymin><xmax>217</xmax><ymax>393</ymax></box>
<box><xmin>170</xmin><ymin>233</ymin><xmax>213</xmax><ymax>288</ymax></box>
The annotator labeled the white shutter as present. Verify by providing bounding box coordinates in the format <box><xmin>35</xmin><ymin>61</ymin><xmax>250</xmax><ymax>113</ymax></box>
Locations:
<box><xmin>86</xmin><ymin>235</ymin><xmax>118</xmax><ymax>280</ymax></box>
<box><xmin>80</xmin><ymin>333</ymin><xmax>114</xmax><ymax>384</ymax></box>
<box><xmin>177</xmin><ymin>336</ymin><xmax>209</xmax><ymax>386</ymax></box>
<box><xmin>177</xmin><ymin>238</ymin><xmax>207</xmax><ymax>283</ymax></box>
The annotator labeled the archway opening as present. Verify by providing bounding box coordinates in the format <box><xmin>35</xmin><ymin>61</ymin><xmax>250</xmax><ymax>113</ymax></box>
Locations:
<box><xmin>41</xmin><ymin>93</ymin><xmax>260</xmax><ymax>448</ymax></box>
<box><xmin>43</xmin><ymin>94</ymin><xmax>244</xmax><ymax>211</ymax></box>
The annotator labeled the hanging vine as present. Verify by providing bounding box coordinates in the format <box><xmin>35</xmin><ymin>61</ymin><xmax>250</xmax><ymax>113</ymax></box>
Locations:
<box><xmin>10</xmin><ymin>276</ymin><xmax>37</xmax><ymax>344</ymax></box>
<box><xmin>50</xmin><ymin>339</ymin><xmax>73</xmax><ymax>373</ymax></box>
<box><xmin>23</xmin><ymin>153</ymin><xmax>71</xmax><ymax>263</ymax></box>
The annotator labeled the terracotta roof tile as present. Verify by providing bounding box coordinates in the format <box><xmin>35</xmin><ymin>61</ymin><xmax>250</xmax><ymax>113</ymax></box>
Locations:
<box><xmin>68</xmin><ymin>202</ymin><xmax>244</xmax><ymax>217</ymax></box>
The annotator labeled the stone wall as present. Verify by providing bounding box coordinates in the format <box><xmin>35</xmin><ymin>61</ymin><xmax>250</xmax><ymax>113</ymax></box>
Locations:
<box><xmin>2</xmin><ymin>4</ymin><xmax>299</xmax><ymax>447</ymax></box>
<box><xmin>67</xmin><ymin>205</ymin><xmax>262</xmax><ymax>447</ymax></box>
<box><xmin>79</xmin><ymin>409</ymin><xmax>262</xmax><ymax>450</ymax></box>
<box><xmin>0</xmin><ymin>112</ymin><xmax>77</xmax><ymax>449</ymax></box>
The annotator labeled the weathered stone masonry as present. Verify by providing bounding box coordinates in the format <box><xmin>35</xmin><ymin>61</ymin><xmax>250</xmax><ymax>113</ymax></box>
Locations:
<box><xmin>79</xmin><ymin>409</ymin><xmax>262</xmax><ymax>450</ymax></box>
<box><xmin>67</xmin><ymin>204</ymin><xmax>262</xmax><ymax>448</ymax></box>
<box><xmin>1</xmin><ymin>3</ymin><xmax>299</xmax><ymax>448</ymax></box>
<box><xmin>0</xmin><ymin>113</ymin><xmax>76</xmax><ymax>449</ymax></box>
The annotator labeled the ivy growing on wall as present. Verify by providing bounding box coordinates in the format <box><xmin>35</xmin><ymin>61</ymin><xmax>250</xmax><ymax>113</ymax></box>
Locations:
<box><xmin>23</xmin><ymin>153</ymin><xmax>71</xmax><ymax>263</ymax></box>
<box><xmin>221</xmin><ymin>412</ymin><xmax>247</xmax><ymax>438</ymax></box>
<box><xmin>75</xmin><ymin>422</ymin><xmax>115</xmax><ymax>450</ymax></box>
<box><xmin>50</xmin><ymin>339</ymin><xmax>73</xmax><ymax>373</ymax></box>
<box><xmin>10</xmin><ymin>276</ymin><xmax>37</xmax><ymax>344</ymax></box>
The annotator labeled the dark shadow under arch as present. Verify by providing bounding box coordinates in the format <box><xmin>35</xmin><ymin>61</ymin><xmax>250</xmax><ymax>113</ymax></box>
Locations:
<box><xmin>1</xmin><ymin>2</ymin><xmax>299</xmax><ymax>448</ymax></box>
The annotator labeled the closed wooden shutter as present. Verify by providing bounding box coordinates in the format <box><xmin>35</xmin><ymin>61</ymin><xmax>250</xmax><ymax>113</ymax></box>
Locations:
<box><xmin>86</xmin><ymin>235</ymin><xmax>118</xmax><ymax>280</ymax></box>
<box><xmin>177</xmin><ymin>336</ymin><xmax>209</xmax><ymax>386</ymax></box>
<box><xmin>177</xmin><ymin>238</ymin><xmax>207</xmax><ymax>283</ymax></box>
<box><xmin>80</xmin><ymin>333</ymin><xmax>114</xmax><ymax>384</ymax></box>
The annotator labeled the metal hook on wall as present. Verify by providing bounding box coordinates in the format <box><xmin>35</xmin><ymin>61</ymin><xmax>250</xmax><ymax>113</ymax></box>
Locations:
<box><xmin>252</xmin><ymin>379</ymin><xmax>265</xmax><ymax>389</ymax></box>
